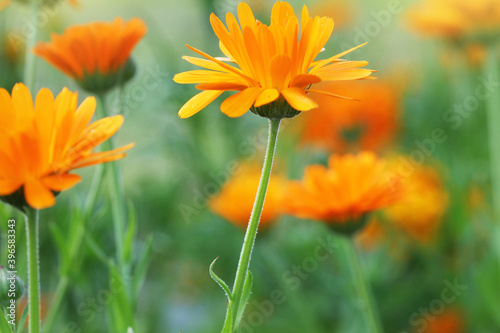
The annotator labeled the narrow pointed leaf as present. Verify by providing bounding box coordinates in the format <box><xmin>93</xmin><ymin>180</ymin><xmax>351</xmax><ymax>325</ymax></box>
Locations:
<box><xmin>209</xmin><ymin>257</ymin><xmax>232</xmax><ymax>300</ymax></box>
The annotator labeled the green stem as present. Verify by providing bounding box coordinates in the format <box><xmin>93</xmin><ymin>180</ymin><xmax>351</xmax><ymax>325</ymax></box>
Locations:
<box><xmin>25</xmin><ymin>209</ymin><xmax>40</xmax><ymax>333</ymax></box>
<box><xmin>42</xmin><ymin>161</ymin><xmax>105</xmax><ymax>333</ymax></box>
<box><xmin>40</xmin><ymin>276</ymin><xmax>68</xmax><ymax>333</ymax></box>
<box><xmin>341</xmin><ymin>236</ymin><xmax>383</xmax><ymax>333</ymax></box>
<box><xmin>97</xmin><ymin>95</ymin><xmax>128</xmax><ymax>278</ymax></box>
<box><xmin>229</xmin><ymin>118</ymin><xmax>281</xmax><ymax>329</ymax></box>
<box><xmin>23</xmin><ymin>0</ymin><xmax>40</xmax><ymax>92</ymax></box>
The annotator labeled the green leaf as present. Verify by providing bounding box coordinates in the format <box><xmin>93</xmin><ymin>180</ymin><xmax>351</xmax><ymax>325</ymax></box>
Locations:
<box><xmin>132</xmin><ymin>235</ymin><xmax>153</xmax><ymax>302</ymax></box>
<box><xmin>235</xmin><ymin>271</ymin><xmax>253</xmax><ymax>328</ymax></box>
<box><xmin>209</xmin><ymin>257</ymin><xmax>232</xmax><ymax>300</ymax></box>
<box><xmin>123</xmin><ymin>201</ymin><xmax>137</xmax><ymax>265</ymax></box>
<box><xmin>0</xmin><ymin>309</ymin><xmax>13</xmax><ymax>333</ymax></box>
<box><xmin>221</xmin><ymin>303</ymin><xmax>233</xmax><ymax>333</ymax></box>
<box><xmin>15</xmin><ymin>304</ymin><xmax>29</xmax><ymax>333</ymax></box>
<box><xmin>106</xmin><ymin>263</ymin><xmax>134</xmax><ymax>333</ymax></box>
<box><xmin>49</xmin><ymin>223</ymin><xmax>68</xmax><ymax>273</ymax></box>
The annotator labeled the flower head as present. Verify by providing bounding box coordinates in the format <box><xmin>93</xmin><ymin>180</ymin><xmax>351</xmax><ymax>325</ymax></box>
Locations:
<box><xmin>34</xmin><ymin>18</ymin><xmax>147</xmax><ymax>93</ymax></box>
<box><xmin>0</xmin><ymin>83</ymin><xmax>133</xmax><ymax>210</ymax></box>
<box><xmin>407</xmin><ymin>0</ymin><xmax>500</xmax><ymax>40</ymax></box>
<box><xmin>209</xmin><ymin>163</ymin><xmax>286</xmax><ymax>229</ymax></box>
<box><xmin>173</xmin><ymin>1</ymin><xmax>374</xmax><ymax>119</ymax></box>
<box><xmin>284</xmin><ymin>151</ymin><xmax>400</xmax><ymax>235</ymax></box>
<box><xmin>300</xmin><ymin>80</ymin><xmax>400</xmax><ymax>153</ymax></box>
<box><xmin>385</xmin><ymin>161</ymin><xmax>449</xmax><ymax>243</ymax></box>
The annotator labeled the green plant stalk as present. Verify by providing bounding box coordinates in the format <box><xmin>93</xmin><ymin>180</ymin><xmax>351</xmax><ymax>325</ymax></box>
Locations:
<box><xmin>97</xmin><ymin>95</ymin><xmax>128</xmax><ymax>274</ymax></box>
<box><xmin>484</xmin><ymin>46</ymin><xmax>500</xmax><ymax>266</ymax></box>
<box><xmin>42</xmin><ymin>162</ymin><xmax>105</xmax><ymax>333</ymax></box>
<box><xmin>23</xmin><ymin>0</ymin><xmax>40</xmax><ymax>92</ymax></box>
<box><xmin>229</xmin><ymin>118</ymin><xmax>281</xmax><ymax>328</ymax></box>
<box><xmin>341</xmin><ymin>236</ymin><xmax>383</xmax><ymax>333</ymax></box>
<box><xmin>25</xmin><ymin>209</ymin><xmax>40</xmax><ymax>333</ymax></box>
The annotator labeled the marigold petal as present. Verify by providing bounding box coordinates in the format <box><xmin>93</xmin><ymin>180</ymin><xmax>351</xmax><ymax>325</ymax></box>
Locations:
<box><xmin>281</xmin><ymin>87</ymin><xmax>318</xmax><ymax>111</ymax></box>
<box><xmin>42</xmin><ymin>173</ymin><xmax>81</xmax><ymax>191</ymax></box>
<box><xmin>24</xmin><ymin>179</ymin><xmax>56</xmax><ymax>209</ymax></box>
<box><xmin>315</xmin><ymin>68</ymin><xmax>374</xmax><ymax>81</ymax></box>
<box><xmin>290</xmin><ymin>74</ymin><xmax>321</xmax><ymax>89</ymax></box>
<box><xmin>220</xmin><ymin>87</ymin><xmax>262</xmax><ymax>117</ymax></box>
<box><xmin>0</xmin><ymin>88</ymin><xmax>16</xmax><ymax>131</ymax></box>
<box><xmin>254</xmin><ymin>88</ymin><xmax>280</xmax><ymax>107</ymax></box>
<box><xmin>178</xmin><ymin>90</ymin><xmax>223</xmax><ymax>118</ymax></box>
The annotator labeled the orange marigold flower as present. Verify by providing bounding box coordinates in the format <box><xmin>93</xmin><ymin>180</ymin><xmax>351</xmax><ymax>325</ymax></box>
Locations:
<box><xmin>419</xmin><ymin>309</ymin><xmax>464</xmax><ymax>333</ymax></box>
<box><xmin>173</xmin><ymin>1</ymin><xmax>374</xmax><ymax>119</ymax></box>
<box><xmin>385</xmin><ymin>160</ymin><xmax>449</xmax><ymax>243</ymax></box>
<box><xmin>0</xmin><ymin>83</ymin><xmax>134</xmax><ymax>210</ymax></box>
<box><xmin>284</xmin><ymin>151</ymin><xmax>400</xmax><ymax>235</ymax></box>
<box><xmin>301</xmin><ymin>80</ymin><xmax>400</xmax><ymax>153</ymax></box>
<box><xmin>407</xmin><ymin>0</ymin><xmax>500</xmax><ymax>39</ymax></box>
<box><xmin>209</xmin><ymin>163</ymin><xmax>286</xmax><ymax>229</ymax></box>
<box><xmin>0</xmin><ymin>0</ymin><xmax>10</xmax><ymax>11</ymax></box>
<box><xmin>34</xmin><ymin>17</ymin><xmax>147</xmax><ymax>93</ymax></box>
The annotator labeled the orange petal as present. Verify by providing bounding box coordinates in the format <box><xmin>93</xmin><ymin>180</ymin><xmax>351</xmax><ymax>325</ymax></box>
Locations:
<box><xmin>281</xmin><ymin>87</ymin><xmax>318</xmax><ymax>111</ymax></box>
<box><xmin>42</xmin><ymin>173</ymin><xmax>81</xmax><ymax>191</ymax></box>
<box><xmin>24</xmin><ymin>179</ymin><xmax>56</xmax><ymax>209</ymax></box>
<box><xmin>254</xmin><ymin>88</ymin><xmax>279</xmax><ymax>107</ymax></box>
<box><xmin>178</xmin><ymin>90</ymin><xmax>223</xmax><ymax>118</ymax></box>
<box><xmin>0</xmin><ymin>88</ymin><xmax>16</xmax><ymax>132</ymax></box>
<box><xmin>290</xmin><ymin>74</ymin><xmax>321</xmax><ymax>89</ymax></box>
<box><xmin>220</xmin><ymin>87</ymin><xmax>262</xmax><ymax>117</ymax></box>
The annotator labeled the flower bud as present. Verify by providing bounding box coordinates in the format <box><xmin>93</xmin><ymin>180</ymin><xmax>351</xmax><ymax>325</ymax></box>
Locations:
<box><xmin>0</xmin><ymin>265</ymin><xmax>25</xmax><ymax>307</ymax></box>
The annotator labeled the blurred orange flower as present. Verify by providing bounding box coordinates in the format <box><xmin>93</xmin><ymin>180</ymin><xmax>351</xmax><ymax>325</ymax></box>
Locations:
<box><xmin>173</xmin><ymin>1</ymin><xmax>374</xmax><ymax>118</ymax></box>
<box><xmin>0</xmin><ymin>0</ymin><xmax>10</xmax><ymax>11</ymax></box>
<box><xmin>301</xmin><ymin>80</ymin><xmax>400</xmax><ymax>153</ymax></box>
<box><xmin>385</xmin><ymin>160</ymin><xmax>449</xmax><ymax>243</ymax></box>
<box><xmin>0</xmin><ymin>83</ymin><xmax>134</xmax><ymax>210</ymax></box>
<box><xmin>419</xmin><ymin>309</ymin><xmax>464</xmax><ymax>333</ymax></box>
<box><xmin>209</xmin><ymin>163</ymin><xmax>286</xmax><ymax>229</ymax></box>
<box><xmin>284</xmin><ymin>152</ymin><xmax>400</xmax><ymax>234</ymax></box>
<box><xmin>34</xmin><ymin>17</ymin><xmax>147</xmax><ymax>93</ymax></box>
<box><xmin>407</xmin><ymin>0</ymin><xmax>500</xmax><ymax>39</ymax></box>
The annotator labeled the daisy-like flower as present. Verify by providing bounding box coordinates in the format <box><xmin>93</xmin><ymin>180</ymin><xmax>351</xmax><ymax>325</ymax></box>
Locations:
<box><xmin>173</xmin><ymin>1</ymin><xmax>374</xmax><ymax>119</ymax></box>
<box><xmin>407</xmin><ymin>0</ymin><xmax>500</xmax><ymax>39</ymax></box>
<box><xmin>385</xmin><ymin>161</ymin><xmax>449</xmax><ymax>243</ymax></box>
<box><xmin>34</xmin><ymin>18</ymin><xmax>147</xmax><ymax>93</ymax></box>
<box><xmin>0</xmin><ymin>83</ymin><xmax>134</xmax><ymax>210</ymax></box>
<box><xmin>300</xmin><ymin>80</ymin><xmax>400</xmax><ymax>153</ymax></box>
<box><xmin>284</xmin><ymin>151</ymin><xmax>400</xmax><ymax>235</ymax></box>
<box><xmin>209</xmin><ymin>163</ymin><xmax>286</xmax><ymax>229</ymax></box>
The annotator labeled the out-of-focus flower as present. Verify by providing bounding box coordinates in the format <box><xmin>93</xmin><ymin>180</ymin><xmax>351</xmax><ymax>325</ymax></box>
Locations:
<box><xmin>209</xmin><ymin>163</ymin><xmax>287</xmax><ymax>229</ymax></box>
<box><xmin>34</xmin><ymin>18</ymin><xmax>147</xmax><ymax>93</ymax></box>
<box><xmin>301</xmin><ymin>80</ymin><xmax>400</xmax><ymax>153</ymax></box>
<box><xmin>0</xmin><ymin>0</ymin><xmax>10</xmax><ymax>11</ymax></box>
<box><xmin>0</xmin><ymin>83</ymin><xmax>134</xmax><ymax>210</ymax></box>
<box><xmin>418</xmin><ymin>309</ymin><xmax>464</xmax><ymax>333</ymax></box>
<box><xmin>385</xmin><ymin>160</ymin><xmax>449</xmax><ymax>243</ymax></box>
<box><xmin>173</xmin><ymin>1</ymin><xmax>374</xmax><ymax>119</ymax></box>
<box><xmin>284</xmin><ymin>152</ymin><xmax>400</xmax><ymax>235</ymax></box>
<box><xmin>17</xmin><ymin>293</ymin><xmax>50</xmax><ymax>324</ymax></box>
<box><xmin>407</xmin><ymin>0</ymin><xmax>500</xmax><ymax>39</ymax></box>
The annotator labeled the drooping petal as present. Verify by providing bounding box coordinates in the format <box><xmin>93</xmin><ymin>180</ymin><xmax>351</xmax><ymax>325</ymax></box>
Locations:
<box><xmin>42</xmin><ymin>173</ymin><xmax>81</xmax><ymax>191</ymax></box>
<box><xmin>178</xmin><ymin>90</ymin><xmax>223</xmax><ymax>118</ymax></box>
<box><xmin>281</xmin><ymin>87</ymin><xmax>318</xmax><ymax>111</ymax></box>
<box><xmin>220</xmin><ymin>87</ymin><xmax>262</xmax><ymax>117</ymax></box>
<box><xmin>24</xmin><ymin>179</ymin><xmax>56</xmax><ymax>209</ymax></box>
<box><xmin>254</xmin><ymin>88</ymin><xmax>280</xmax><ymax>107</ymax></box>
